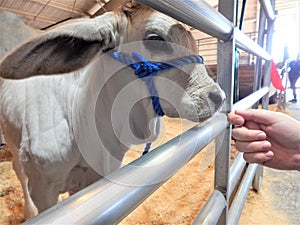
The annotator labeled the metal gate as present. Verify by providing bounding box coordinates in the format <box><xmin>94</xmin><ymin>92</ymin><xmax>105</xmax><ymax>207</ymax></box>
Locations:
<box><xmin>23</xmin><ymin>0</ymin><xmax>275</xmax><ymax>224</ymax></box>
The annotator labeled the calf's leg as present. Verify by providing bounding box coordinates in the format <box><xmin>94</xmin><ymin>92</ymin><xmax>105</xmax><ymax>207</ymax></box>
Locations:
<box><xmin>11</xmin><ymin>151</ymin><xmax>38</xmax><ymax>219</ymax></box>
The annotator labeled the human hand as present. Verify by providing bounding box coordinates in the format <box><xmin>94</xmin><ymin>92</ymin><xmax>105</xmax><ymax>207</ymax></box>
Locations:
<box><xmin>228</xmin><ymin>109</ymin><xmax>300</xmax><ymax>171</ymax></box>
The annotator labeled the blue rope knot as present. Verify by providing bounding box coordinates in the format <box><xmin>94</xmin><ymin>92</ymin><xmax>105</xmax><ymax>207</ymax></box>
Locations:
<box><xmin>131</xmin><ymin>52</ymin><xmax>161</xmax><ymax>78</ymax></box>
<box><xmin>105</xmin><ymin>49</ymin><xmax>204</xmax><ymax>117</ymax></box>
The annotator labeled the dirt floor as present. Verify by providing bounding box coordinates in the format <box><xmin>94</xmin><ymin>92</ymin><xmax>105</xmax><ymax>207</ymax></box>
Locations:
<box><xmin>0</xmin><ymin>148</ymin><xmax>24</xmax><ymax>225</ymax></box>
<box><xmin>0</xmin><ymin>89</ymin><xmax>299</xmax><ymax>225</ymax></box>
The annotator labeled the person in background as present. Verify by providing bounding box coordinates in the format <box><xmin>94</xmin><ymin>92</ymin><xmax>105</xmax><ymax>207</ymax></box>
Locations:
<box><xmin>287</xmin><ymin>53</ymin><xmax>300</xmax><ymax>103</ymax></box>
<box><xmin>228</xmin><ymin>109</ymin><xmax>300</xmax><ymax>171</ymax></box>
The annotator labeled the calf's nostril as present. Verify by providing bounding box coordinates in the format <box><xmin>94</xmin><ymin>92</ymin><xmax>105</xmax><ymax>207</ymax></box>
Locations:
<box><xmin>208</xmin><ymin>91</ymin><xmax>224</xmax><ymax>108</ymax></box>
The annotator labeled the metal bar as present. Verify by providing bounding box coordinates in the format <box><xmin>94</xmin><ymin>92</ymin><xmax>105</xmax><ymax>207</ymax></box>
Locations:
<box><xmin>214</xmin><ymin>1</ymin><xmax>236</xmax><ymax>224</ymax></box>
<box><xmin>259</xmin><ymin>0</ymin><xmax>275</xmax><ymax>21</ymax></box>
<box><xmin>228</xmin><ymin>153</ymin><xmax>247</xmax><ymax>197</ymax></box>
<box><xmin>192</xmin><ymin>190</ymin><xmax>227</xmax><ymax>225</ymax></box>
<box><xmin>253</xmin><ymin>6</ymin><xmax>267</xmax><ymax>109</ymax></box>
<box><xmin>23</xmin><ymin>113</ymin><xmax>228</xmax><ymax>225</ymax></box>
<box><xmin>253</xmin><ymin>165</ymin><xmax>264</xmax><ymax>191</ymax></box>
<box><xmin>239</xmin><ymin>0</ymin><xmax>247</xmax><ymax>30</ymax></box>
<box><xmin>235</xmin><ymin>28</ymin><xmax>272</xmax><ymax>60</ymax></box>
<box><xmin>192</xmin><ymin>153</ymin><xmax>246</xmax><ymax>225</ymax></box>
<box><xmin>252</xmin><ymin>4</ymin><xmax>268</xmax><ymax>188</ymax></box>
<box><xmin>136</xmin><ymin>0</ymin><xmax>271</xmax><ymax>61</ymax></box>
<box><xmin>232</xmin><ymin>87</ymin><xmax>269</xmax><ymax>111</ymax></box>
<box><xmin>254</xmin><ymin>0</ymin><xmax>275</xmax><ymax>191</ymax></box>
<box><xmin>228</xmin><ymin>164</ymin><xmax>258</xmax><ymax>225</ymax></box>
<box><xmin>136</xmin><ymin>0</ymin><xmax>233</xmax><ymax>41</ymax></box>
<box><xmin>261</xmin><ymin>1</ymin><xmax>275</xmax><ymax>109</ymax></box>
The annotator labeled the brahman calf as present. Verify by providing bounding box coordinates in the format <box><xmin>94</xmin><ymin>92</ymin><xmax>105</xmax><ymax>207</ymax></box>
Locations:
<box><xmin>0</xmin><ymin>0</ymin><xmax>225</xmax><ymax>219</ymax></box>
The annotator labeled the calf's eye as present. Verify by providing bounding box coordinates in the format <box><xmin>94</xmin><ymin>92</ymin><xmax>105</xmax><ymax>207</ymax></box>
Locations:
<box><xmin>143</xmin><ymin>34</ymin><xmax>173</xmax><ymax>54</ymax></box>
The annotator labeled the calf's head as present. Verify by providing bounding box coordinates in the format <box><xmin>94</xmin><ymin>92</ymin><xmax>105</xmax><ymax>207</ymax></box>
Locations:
<box><xmin>0</xmin><ymin>1</ymin><xmax>224</xmax><ymax>142</ymax></box>
<box><xmin>118</xmin><ymin>2</ymin><xmax>225</xmax><ymax>123</ymax></box>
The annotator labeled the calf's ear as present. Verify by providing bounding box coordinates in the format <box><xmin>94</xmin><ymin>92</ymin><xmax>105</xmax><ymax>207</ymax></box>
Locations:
<box><xmin>0</xmin><ymin>12</ymin><xmax>126</xmax><ymax>79</ymax></box>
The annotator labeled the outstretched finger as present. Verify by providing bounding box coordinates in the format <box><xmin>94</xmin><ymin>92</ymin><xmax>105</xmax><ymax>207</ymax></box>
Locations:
<box><xmin>234</xmin><ymin>109</ymin><xmax>281</xmax><ymax>125</ymax></box>
<box><xmin>228</xmin><ymin>112</ymin><xmax>245</xmax><ymax>126</ymax></box>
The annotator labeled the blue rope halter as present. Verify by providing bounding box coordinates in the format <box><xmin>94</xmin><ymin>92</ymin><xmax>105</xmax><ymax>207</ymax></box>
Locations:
<box><xmin>104</xmin><ymin>49</ymin><xmax>204</xmax><ymax>154</ymax></box>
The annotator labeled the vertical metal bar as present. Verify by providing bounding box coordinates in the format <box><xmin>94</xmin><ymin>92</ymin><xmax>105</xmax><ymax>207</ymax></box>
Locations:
<box><xmin>228</xmin><ymin>164</ymin><xmax>258</xmax><ymax>224</ymax></box>
<box><xmin>192</xmin><ymin>190</ymin><xmax>227</xmax><ymax>225</ymax></box>
<box><xmin>215</xmin><ymin>1</ymin><xmax>236</xmax><ymax>224</ymax></box>
<box><xmin>233</xmin><ymin>49</ymin><xmax>239</xmax><ymax>103</ymax></box>
<box><xmin>253</xmin><ymin>6</ymin><xmax>267</xmax><ymax>109</ymax></box>
<box><xmin>252</xmin><ymin>164</ymin><xmax>264</xmax><ymax>191</ymax></box>
<box><xmin>261</xmin><ymin>0</ymin><xmax>275</xmax><ymax>109</ymax></box>
<box><xmin>192</xmin><ymin>89</ymin><xmax>269</xmax><ymax>225</ymax></box>
<box><xmin>254</xmin><ymin>0</ymin><xmax>275</xmax><ymax>192</ymax></box>
<box><xmin>228</xmin><ymin>153</ymin><xmax>246</xmax><ymax>197</ymax></box>
<box><xmin>252</xmin><ymin>4</ymin><xmax>267</xmax><ymax>189</ymax></box>
<box><xmin>261</xmin><ymin>61</ymin><xmax>272</xmax><ymax>109</ymax></box>
<box><xmin>239</xmin><ymin>0</ymin><xmax>247</xmax><ymax>30</ymax></box>
<box><xmin>235</xmin><ymin>0</ymin><xmax>239</xmax><ymax>27</ymax></box>
<box><xmin>259</xmin><ymin>0</ymin><xmax>275</xmax><ymax>21</ymax></box>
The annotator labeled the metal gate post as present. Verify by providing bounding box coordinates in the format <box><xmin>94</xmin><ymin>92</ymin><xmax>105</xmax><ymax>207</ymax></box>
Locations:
<box><xmin>261</xmin><ymin>0</ymin><xmax>275</xmax><ymax>109</ymax></box>
<box><xmin>215</xmin><ymin>0</ymin><xmax>236</xmax><ymax>224</ymax></box>
<box><xmin>253</xmin><ymin>0</ymin><xmax>276</xmax><ymax>191</ymax></box>
<box><xmin>252</xmin><ymin>3</ymin><xmax>267</xmax><ymax>192</ymax></box>
<box><xmin>253</xmin><ymin>6</ymin><xmax>267</xmax><ymax>109</ymax></box>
